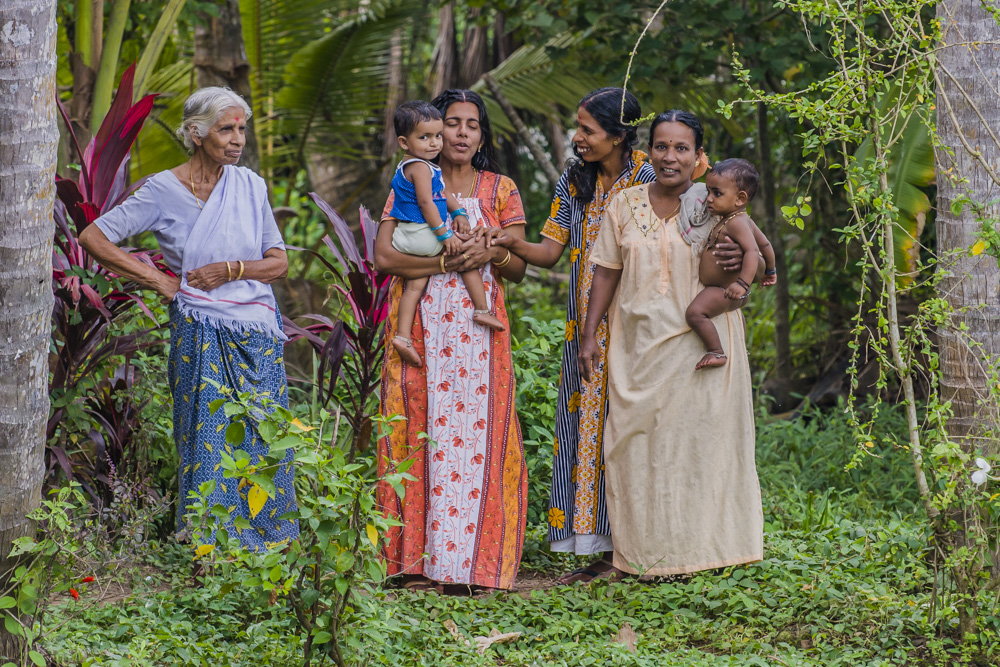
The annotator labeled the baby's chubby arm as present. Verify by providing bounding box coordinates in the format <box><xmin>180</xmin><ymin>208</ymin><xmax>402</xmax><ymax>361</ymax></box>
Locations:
<box><xmin>749</xmin><ymin>219</ymin><xmax>777</xmax><ymax>286</ymax></box>
<box><xmin>445</xmin><ymin>191</ymin><xmax>475</xmax><ymax>236</ymax></box>
<box><xmin>723</xmin><ymin>214</ymin><xmax>760</xmax><ymax>300</ymax></box>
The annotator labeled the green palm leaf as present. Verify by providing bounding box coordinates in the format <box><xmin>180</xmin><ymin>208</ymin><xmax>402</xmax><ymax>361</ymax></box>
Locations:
<box><xmin>855</xmin><ymin>88</ymin><xmax>934</xmax><ymax>285</ymax></box>
<box><xmin>470</xmin><ymin>33</ymin><xmax>600</xmax><ymax>137</ymax></box>
<box><xmin>130</xmin><ymin>59</ymin><xmax>194</xmax><ymax>179</ymax></box>
<box><xmin>270</xmin><ymin>0</ymin><xmax>423</xmax><ymax>170</ymax></box>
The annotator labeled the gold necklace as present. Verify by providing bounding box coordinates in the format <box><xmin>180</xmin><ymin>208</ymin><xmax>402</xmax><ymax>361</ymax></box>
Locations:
<box><xmin>708</xmin><ymin>211</ymin><xmax>740</xmax><ymax>248</ymax></box>
<box><xmin>466</xmin><ymin>169</ymin><xmax>479</xmax><ymax>198</ymax></box>
<box><xmin>189</xmin><ymin>167</ymin><xmax>203</xmax><ymax>210</ymax></box>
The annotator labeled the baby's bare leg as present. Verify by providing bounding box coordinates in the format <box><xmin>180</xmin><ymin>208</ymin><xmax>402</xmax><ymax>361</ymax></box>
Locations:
<box><xmin>461</xmin><ymin>270</ymin><xmax>505</xmax><ymax>331</ymax></box>
<box><xmin>392</xmin><ymin>276</ymin><xmax>428</xmax><ymax>366</ymax></box>
<box><xmin>686</xmin><ymin>287</ymin><xmax>734</xmax><ymax>370</ymax></box>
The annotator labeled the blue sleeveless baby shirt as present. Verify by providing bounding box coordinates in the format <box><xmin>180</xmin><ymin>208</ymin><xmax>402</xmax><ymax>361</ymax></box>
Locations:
<box><xmin>389</xmin><ymin>159</ymin><xmax>449</xmax><ymax>224</ymax></box>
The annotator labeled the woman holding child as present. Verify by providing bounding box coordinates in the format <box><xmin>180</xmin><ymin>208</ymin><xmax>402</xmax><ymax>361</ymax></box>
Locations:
<box><xmin>576</xmin><ymin>110</ymin><xmax>764</xmax><ymax>579</ymax></box>
<box><xmin>374</xmin><ymin>90</ymin><xmax>529</xmax><ymax>592</ymax></box>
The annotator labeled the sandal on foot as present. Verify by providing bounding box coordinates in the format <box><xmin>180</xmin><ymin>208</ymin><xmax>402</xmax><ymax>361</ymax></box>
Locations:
<box><xmin>557</xmin><ymin>567</ymin><xmax>602</xmax><ymax>585</ymax></box>
<box><xmin>472</xmin><ymin>309</ymin><xmax>506</xmax><ymax>331</ymax></box>
<box><xmin>401</xmin><ymin>578</ymin><xmax>439</xmax><ymax>592</ymax></box>
<box><xmin>392</xmin><ymin>335</ymin><xmax>423</xmax><ymax>367</ymax></box>
<box><xmin>594</xmin><ymin>567</ymin><xmax>633</xmax><ymax>583</ymax></box>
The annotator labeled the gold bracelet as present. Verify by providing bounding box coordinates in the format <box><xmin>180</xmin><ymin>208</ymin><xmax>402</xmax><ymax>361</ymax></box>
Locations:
<box><xmin>236</xmin><ymin>260</ymin><xmax>245</xmax><ymax>280</ymax></box>
<box><xmin>226</xmin><ymin>261</ymin><xmax>232</xmax><ymax>281</ymax></box>
<box><xmin>492</xmin><ymin>249</ymin><xmax>512</xmax><ymax>268</ymax></box>
<box><xmin>439</xmin><ymin>254</ymin><xmax>447</xmax><ymax>274</ymax></box>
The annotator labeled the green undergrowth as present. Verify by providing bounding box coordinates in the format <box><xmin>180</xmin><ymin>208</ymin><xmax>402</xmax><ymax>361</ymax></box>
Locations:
<box><xmin>40</xmin><ymin>398</ymin><xmax>1000</xmax><ymax>665</ymax></box>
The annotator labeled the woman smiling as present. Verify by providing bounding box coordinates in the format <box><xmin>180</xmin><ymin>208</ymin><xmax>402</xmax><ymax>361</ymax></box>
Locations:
<box><xmin>578</xmin><ymin>110</ymin><xmax>764</xmax><ymax>580</ymax></box>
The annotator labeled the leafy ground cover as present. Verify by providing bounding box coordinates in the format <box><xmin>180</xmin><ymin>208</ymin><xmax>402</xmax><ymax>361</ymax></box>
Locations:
<box><xmin>42</xmin><ymin>396</ymin><xmax>999</xmax><ymax>666</ymax></box>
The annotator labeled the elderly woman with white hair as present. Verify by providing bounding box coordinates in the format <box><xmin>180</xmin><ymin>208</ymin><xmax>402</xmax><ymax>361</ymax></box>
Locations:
<box><xmin>80</xmin><ymin>87</ymin><xmax>298</xmax><ymax>553</ymax></box>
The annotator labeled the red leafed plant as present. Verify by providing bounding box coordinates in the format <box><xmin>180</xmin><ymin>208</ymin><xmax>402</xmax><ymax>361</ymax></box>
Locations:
<box><xmin>49</xmin><ymin>64</ymin><xmax>168</xmax><ymax>502</ymax></box>
<box><xmin>284</xmin><ymin>201</ymin><xmax>391</xmax><ymax>460</ymax></box>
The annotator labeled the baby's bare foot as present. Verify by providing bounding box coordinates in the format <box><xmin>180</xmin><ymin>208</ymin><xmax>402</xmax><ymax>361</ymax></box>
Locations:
<box><xmin>392</xmin><ymin>335</ymin><xmax>423</xmax><ymax>367</ymax></box>
<box><xmin>472</xmin><ymin>310</ymin><xmax>505</xmax><ymax>331</ymax></box>
<box><xmin>695</xmin><ymin>351</ymin><xmax>727</xmax><ymax>370</ymax></box>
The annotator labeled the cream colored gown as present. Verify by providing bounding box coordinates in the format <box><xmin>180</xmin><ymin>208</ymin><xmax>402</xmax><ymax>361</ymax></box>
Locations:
<box><xmin>589</xmin><ymin>183</ymin><xmax>763</xmax><ymax>576</ymax></box>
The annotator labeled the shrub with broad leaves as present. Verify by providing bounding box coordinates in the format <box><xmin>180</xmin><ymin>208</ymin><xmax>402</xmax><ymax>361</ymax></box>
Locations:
<box><xmin>284</xmin><ymin>201</ymin><xmax>391</xmax><ymax>460</ymax></box>
<box><xmin>49</xmin><ymin>64</ymin><xmax>168</xmax><ymax>503</ymax></box>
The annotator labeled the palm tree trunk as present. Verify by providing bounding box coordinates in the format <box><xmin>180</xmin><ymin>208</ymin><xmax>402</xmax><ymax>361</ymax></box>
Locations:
<box><xmin>430</xmin><ymin>2</ymin><xmax>457</xmax><ymax>97</ymax></box>
<box><xmin>934</xmin><ymin>0</ymin><xmax>1000</xmax><ymax>637</ymax></box>
<box><xmin>194</xmin><ymin>0</ymin><xmax>260</xmax><ymax>172</ymax></box>
<box><xmin>0</xmin><ymin>0</ymin><xmax>58</xmax><ymax>657</ymax></box>
<box><xmin>381</xmin><ymin>29</ymin><xmax>405</xmax><ymax>188</ymax></box>
<box><xmin>935</xmin><ymin>0</ymin><xmax>1000</xmax><ymax>443</ymax></box>
<box><xmin>459</xmin><ymin>7</ymin><xmax>488</xmax><ymax>88</ymax></box>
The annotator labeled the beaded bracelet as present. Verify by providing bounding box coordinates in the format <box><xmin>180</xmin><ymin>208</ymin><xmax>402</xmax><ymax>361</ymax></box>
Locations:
<box><xmin>452</xmin><ymin>208</ymin><xmax>468</xmax><ymax>219</ymax></box>
<box><xmin>438</xmin><ymin>229</ymin><xmax>454</xmax><ymax>240</ymax></box>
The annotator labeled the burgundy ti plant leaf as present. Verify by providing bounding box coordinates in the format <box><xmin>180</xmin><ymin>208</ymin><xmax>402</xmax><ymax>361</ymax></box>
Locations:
<box><xmin>49</xmin><ymin>64</ymin><xmax>166</xmax><ymax>498</ymax></box>
<box><xmin>285</xmin><ymin>200</ymin><xmax>391</xmax><ymax>458</ymax></box>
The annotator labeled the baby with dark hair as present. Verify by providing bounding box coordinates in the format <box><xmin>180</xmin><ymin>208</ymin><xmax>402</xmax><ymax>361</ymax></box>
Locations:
<box><xmin>388</xmin><ymin>101</ymin><xmax>504</xmax><ymax>368</ymax></box>
<box><xmin>686</xmin><ymin>158</ymin><xmax>777</xmax><ymax>370</ymax></box>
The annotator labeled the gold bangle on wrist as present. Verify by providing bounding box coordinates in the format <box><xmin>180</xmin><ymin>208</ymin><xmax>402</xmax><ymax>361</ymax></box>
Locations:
<box><xmin>236</xmin><ymin>260</ymin><xmax>245</xmax><ymax>280</ymax></box>
<box><xmin>492</xmin><ymin>249</ymin><xmax>512</xmax><ymax>268</ymax></box>
<box><xmin>226</xmin><ymin>261</ymin><xmax>232</xmax><ymax>281</ymax></box>
<box><xmin>439</xmin><ymin>254</ymin><xmax>447</xmax><ymax>274</ymax></box>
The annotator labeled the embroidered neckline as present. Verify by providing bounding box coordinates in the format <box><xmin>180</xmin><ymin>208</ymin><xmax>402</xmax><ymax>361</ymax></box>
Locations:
<box><xmin>625</xmin><ymin>184</ymin><xmax>679</xmax><ymax>237</ymax></box>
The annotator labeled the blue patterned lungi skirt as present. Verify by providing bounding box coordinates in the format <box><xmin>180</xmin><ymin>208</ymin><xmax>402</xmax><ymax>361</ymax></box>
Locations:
<box><xmin>168</xmin><ymin>301</ymin><xmax>299</xmax><ymax>552</ymax></box>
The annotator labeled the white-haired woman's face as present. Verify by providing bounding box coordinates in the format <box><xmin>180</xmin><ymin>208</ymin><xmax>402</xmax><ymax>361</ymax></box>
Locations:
<box><xmin>192</xmin><ymin>106</ymin><xmax>246</xmax><ymax>165</ymax></box>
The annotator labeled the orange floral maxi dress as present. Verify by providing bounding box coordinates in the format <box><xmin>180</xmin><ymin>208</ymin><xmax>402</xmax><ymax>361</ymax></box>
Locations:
<box><xmin>376</xmin><ymin>170</ymin><xmax>527</xmax><ymax>589</ymax></box>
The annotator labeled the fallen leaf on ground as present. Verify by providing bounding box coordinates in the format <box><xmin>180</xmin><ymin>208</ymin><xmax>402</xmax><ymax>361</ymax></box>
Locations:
<box><xmin>472</xmin><ymin>629</ymin><xmax>521</xmax><ymax>655</ymax></box>
<box><xmin>613</xmin><ymin>622</ymin><xmax>637</xmax><ymax>653</ymax></box>
<box><xmin>443</xmin><ymin>619</ymin><xmax>466</xmax><ymax>644</ymax></box>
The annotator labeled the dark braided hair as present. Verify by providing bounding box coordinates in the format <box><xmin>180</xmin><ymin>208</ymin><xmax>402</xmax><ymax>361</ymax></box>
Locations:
<box><xmin>567</xmin><ymin>87</ymin><xmax>641</xmax><ymax>203</ymax></box>
<box><xmin>648</xmin><ymin>109</ymin><xmax>704</xmax><ymax>151</ymax></box>
<box><xmin>430</xmin><ymin>89</ymin><xmax>502</xmax><ymax>173</ymax></box>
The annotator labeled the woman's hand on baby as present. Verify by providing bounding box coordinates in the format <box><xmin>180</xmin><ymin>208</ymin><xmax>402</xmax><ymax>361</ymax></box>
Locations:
<box><xmin>186</xmin><ymin>262</ymin><xmax>232</xmax><ymax>291</ymax></box>
<box><xmin>712</xmin><ymin>235</ymin><xmax>745</xmax><ymax>272</ymax></box>
<box><xmin>578</xmin><ymin>333</ymin><xmax>600</xmax><ymax>383</ymax></box>
<box><xmin>483</xmin><ymin>228</ymin><xmax>512</xmax><ymax>247</ymax></box>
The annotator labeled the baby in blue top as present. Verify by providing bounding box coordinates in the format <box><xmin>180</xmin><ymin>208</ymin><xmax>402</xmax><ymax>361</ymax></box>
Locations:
<box><xmin>389</xmin><ymin>101</ymin><xmax>504</xmax><ymax>367</ymax></box>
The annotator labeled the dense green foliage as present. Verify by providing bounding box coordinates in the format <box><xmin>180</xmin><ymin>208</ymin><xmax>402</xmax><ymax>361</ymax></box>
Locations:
<box><xmin>31</xmin><ymin>324</ymin><xmax>999</xmax><ymax>665</ymax></box>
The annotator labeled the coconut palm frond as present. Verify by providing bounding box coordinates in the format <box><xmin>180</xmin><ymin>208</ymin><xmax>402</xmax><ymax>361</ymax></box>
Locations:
<box><xmin>270</xmin><ymin>0</ymin><xmax>424</xmax><ymax>171</ymax></box>
<box><xmin>470</xmin><ymin>33</ymin><xmax>600</xmax><ymax>137</ymax></box>
<box><xmin>130</xmin><ymin>59</ymin><xmax>195</xmax><ymax>179</ymax></box>
<box><xmin>855</xmin><ymin>85</ymin><xmax>934</xmax><ymax>285</ymax></box>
